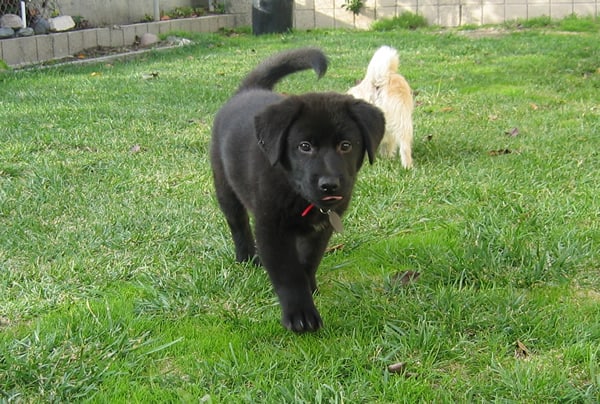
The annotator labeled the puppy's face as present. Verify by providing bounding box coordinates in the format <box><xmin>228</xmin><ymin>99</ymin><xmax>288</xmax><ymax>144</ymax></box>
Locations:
<box><xmin>283</xmin><ymin>112</ymin><xmax>363</xmax><ymax>210</ymax></box>
<box><xmin>255</xmin><ymin>93</ymin><xmax>385</xmax><ymax>210</ymax></box>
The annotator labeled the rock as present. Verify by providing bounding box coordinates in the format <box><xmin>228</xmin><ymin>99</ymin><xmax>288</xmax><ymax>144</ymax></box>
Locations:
<box><xmin>0</xmin><ymin>27</ymin><xmax>14</xmax><ymax>39</ymax></box>
<box><xmin>32</xmin><ymin>17</ymin><xmax>51</xmax><ymax>35</ymax></box>
<box><xmin>139</xmin><ymin>32</ymin><xmax>159</xmax><ymax>47</ymax></box>
<box><xmin>16</xmin><ymin>27</ymin><xmax>35</xmax><ymax>37</ymax></box>
<box><xmin>167</xmin><ymin>36</ymin><xmax>193</xmax><ymax>46</ymax></box>
<box><xmin>0</xmin><ymin>14</ymin><xmax>23</xmax><ymax>29</ymax></box>
<box><xmin>48</xmin><ymin>15</ymin><xmax>75</xmax><ymax>32</ymax></box>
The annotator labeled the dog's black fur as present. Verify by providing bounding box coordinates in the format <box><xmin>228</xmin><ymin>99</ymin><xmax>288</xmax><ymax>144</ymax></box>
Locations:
<box><xmin>210</xmin><ymin>48</ymin><xmax>385</xmax><ymax>332</ymax></box>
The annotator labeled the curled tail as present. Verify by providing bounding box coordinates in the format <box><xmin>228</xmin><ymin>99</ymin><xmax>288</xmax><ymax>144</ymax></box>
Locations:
<box><xmin>364</xmin><ymin>45</ymin><xmax>399</xmax><ymax>88</ymax></box>
<box><xmin>237</xmin><ymin>47</ymin><xmax>328</xmax><ymax>93</ymax></box>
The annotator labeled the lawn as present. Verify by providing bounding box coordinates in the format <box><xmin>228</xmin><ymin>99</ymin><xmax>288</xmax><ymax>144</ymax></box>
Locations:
<box><xmin>1</xmin><ymin>18</ymin><xmax>599</xmax><ymax>402</ymax></box>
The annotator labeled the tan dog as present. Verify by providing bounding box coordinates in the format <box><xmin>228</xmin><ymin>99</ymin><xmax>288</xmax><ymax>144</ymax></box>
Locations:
<box><xmin>348</xmin><ymin>46</ymin><xmax>414</xmax><ymax>169</ymax></box>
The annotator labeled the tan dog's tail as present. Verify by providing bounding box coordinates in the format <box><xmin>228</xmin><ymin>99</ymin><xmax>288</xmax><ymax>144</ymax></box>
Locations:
<box><xmin>363</xmin><ymin>46</ymin><xmax>399</xmax><ymax>88</ymax></box>
<box><xmin>237</xmin><ymin>47</ymin><xmax>328</xmax><ymax>94</ymax></box>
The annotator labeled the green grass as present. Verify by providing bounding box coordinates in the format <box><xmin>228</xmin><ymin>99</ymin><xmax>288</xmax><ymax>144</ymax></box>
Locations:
<box><xmin>502</xmin><ymin>13</ymin><xmax>600</xmax><ymax>32</ymax></box>
<box><xmin>1</xmin><ymin>18</ymin><xmax>599</xmax><ymax>401</ymax></box>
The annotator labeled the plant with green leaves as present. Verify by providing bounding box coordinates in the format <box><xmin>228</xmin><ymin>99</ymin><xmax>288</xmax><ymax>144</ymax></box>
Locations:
<box><xmin>342</xmin><ymin>0</ymin><xmax>364</xmax><ymax>15</ymax></box>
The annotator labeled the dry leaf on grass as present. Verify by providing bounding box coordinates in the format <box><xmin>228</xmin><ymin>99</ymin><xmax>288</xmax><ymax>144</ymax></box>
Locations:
<box><xmin>141</xmin><ymin>72</ymin><xmax>160</xmax><ymax>80</ymax></box>
<box><xmin>505</xmin><ymin>127</ymin><xmax>520</xmax><ymax>137</ymax></box>
<box><xmin>388</xmin><ymin>362</ymin><xmax>406</xmax><ymax>374</ymax></box>
<box><xmin>326</xmin><ymin>243</ymin><xmax>345</xmax><ymax>253</ymax></box>
<box><xmin>515</xmin><ymin>339</ymin><xmax>530</xmax><ymax>359</ymax></box>
<box><xmin>387</xmin><ymin>362</ymin><xmax>417</xmax><ymax>378</ymax></box>
<box><xmin>488</xmin><ymin>148</ymin><xmax>512</xmax><ymax>156</ymax></box>
<box><xmin>391</xmin><ymin>271</ymin><xmax>421</xmax><ymax>286</ymax></box>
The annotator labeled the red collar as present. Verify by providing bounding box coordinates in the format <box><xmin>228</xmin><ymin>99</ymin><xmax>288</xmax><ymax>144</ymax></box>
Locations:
<box><xmin>301</xmin><ymin>203</ymin><xmax>316</xmax><ymax>217</ymax></box>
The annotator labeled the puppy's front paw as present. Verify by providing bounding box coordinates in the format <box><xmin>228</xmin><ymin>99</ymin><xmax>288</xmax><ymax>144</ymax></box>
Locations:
<box><xmin>282</xmin><ymin>306</ymin><xmax>323</xmax><ymax>333</ymax></box>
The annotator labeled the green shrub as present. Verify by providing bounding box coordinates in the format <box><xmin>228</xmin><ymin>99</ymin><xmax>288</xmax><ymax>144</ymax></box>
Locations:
<box><xmin>559</xmin><ymin>14</ymin><xmax>599</xmax><ymax>32</ymax></box>
<box><xmin>371</xmin><ymin>11</ymin><xmax>428</xmax><ymax>31</ymax></box>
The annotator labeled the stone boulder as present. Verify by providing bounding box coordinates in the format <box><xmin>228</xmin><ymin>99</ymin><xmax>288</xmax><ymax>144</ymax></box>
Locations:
<box><xmin>0</xmin><ymin>27</ymin><xmax>14</xmax><ymax>39</ymax></box>
<box><xmin>0</xmin><ymin>14</ymin><xmax>24</xmax><ymax>29</ymax></box>
<box><xmin>139</xmin><ymin>32</ymin><xmax>159</xmax><ymax>47</ymax></box>
<box><xmin>48</xmin><ymin>15</ymin><xmax>75</xmax><ymax>32</ymax></box>
<box><xmin>32</xmin><ymin>17</ymin><xmax>51</xmax><ymax>35</ymax></box>
<box><xmin>16</xmin><ymin>27</ymin><xmax>35</xmax><ymax>37</ymax></box>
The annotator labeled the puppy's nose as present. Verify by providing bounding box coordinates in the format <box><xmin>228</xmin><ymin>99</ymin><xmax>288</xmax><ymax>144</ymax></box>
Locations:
<box><xmin>318</xmin><ymin>177</ymin><xmax>340</xmax><ymax>193</ymax></box>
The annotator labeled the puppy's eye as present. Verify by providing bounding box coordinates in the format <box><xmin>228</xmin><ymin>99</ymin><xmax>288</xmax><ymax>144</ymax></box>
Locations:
<box><xmin>298</xmin><ymin>141</ymin><xmax>313</xmax><ymax>153</ymax></box>
<box><xmin>338</xmin><ymin>141</ymin><xmax>352</xmax><ymax>153</ymax></box>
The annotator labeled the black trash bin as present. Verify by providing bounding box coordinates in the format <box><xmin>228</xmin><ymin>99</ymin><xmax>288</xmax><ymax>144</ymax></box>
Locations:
<box><xmin>252</xmin><ymin>0</ymin><xmax>293</xmax><ymax>35</ymax></box>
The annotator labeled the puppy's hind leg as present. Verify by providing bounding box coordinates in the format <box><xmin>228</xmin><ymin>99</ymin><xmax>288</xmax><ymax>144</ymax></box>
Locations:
<box><xmin>215</xmin><ymin>184</ymin><xmax>256</xmax><ymax>263</ymax></box>
<box><xmin>399</xmin><ymin>132</ymin><xmax>413</xmax><ymax>169</ymax></box>
<box><xmin>396</xmin><ymin>112</ymin><xmax>414</xmax><ymax>169</ymax></box>
<box><xmin>377</xmin><ymin>132</ymin><xmax>397</xmax><ymax>158</ymax></box>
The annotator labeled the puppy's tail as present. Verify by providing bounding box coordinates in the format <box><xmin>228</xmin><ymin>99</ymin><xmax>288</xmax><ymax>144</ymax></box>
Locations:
<box><xmin>363</xmin><ymin>45</ymin><xmax>399</xmax><ymax>88</ymax></box>
<box><xmin>236</xmin><ymin>47</ymin><xmax>328</xmax><ymax>93</ymax></box>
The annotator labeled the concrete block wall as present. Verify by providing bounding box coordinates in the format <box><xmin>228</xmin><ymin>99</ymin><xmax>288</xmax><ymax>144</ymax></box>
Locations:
<box><xmin>56</xmin><ymin>0</ymin><xmax>210</xmax><ymax>26</ymax></box>
<box><xmin>232</xmin><ymin>0</ymin><xmax>598</xmax><ymax>29</ymax></box>
<box><xmin>0</xmin><ymin>15</ymin><xmax>235</xmax><ymax>67</ymax></box>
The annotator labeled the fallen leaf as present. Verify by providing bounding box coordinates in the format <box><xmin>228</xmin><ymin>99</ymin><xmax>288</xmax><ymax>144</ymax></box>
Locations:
<box><xmin>530</xmin><ymin>103</ymin><xmax>539</xmax><ymax>110</ymax></box>
<box><xmin>387</xmin><ymin>362</ymin><xmax>406</xmax><ymax>374</ymax></box>
<box><xmin>387</xmin><ymin>362</ymin><xmax>417</xmax><ymax>378</ymax></box>
<box><xmin>90</xmin><ymin>72</ymin><xmax>102</xmax><ymax>77</ymax></box>
<box><xmin>326</xmin><ymin>243</ymin><xmax>344</xmax><ymax>253</ymax></box>
<box><xmin>515</xmin><ymin>340</ymin><xmax>530</xmax><ymax>359</ymax></box>
<box><xmin>391</xmin><ymin>271</ymin><xmax>421</xmax><ymax>286</ymax></box>
<box><xmin>505</xmin><ymin>127</ymin><xmax>519</xmax><ymax>137</ymax></box>
<box><xmin>141</xmin><ymin>72</ymin><xmax>159</xmax><ymax>80</ymax></box>
<box><xmin>488</xmin><ymin>149</ymin><xmax>512</xmax><ymax>156</ymax></box>
<box><xmin>440</xmin><ymin>106</ymin><xmax>454</xmax><ymax>112</ymax></box>
<box><xmin>488</xmin><ymin>114</ymin><xmax>499</xmax><ymax>121</ymax></box>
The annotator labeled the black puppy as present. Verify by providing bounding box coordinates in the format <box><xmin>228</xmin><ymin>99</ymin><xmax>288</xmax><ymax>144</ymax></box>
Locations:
<box><xmin>210</xmin><ymin>48</ymin><xmax>384</xmax><ymax>333</ymax></box>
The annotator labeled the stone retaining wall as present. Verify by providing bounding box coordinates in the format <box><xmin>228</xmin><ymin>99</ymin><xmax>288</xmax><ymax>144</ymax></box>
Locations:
<box><xmin>0</xmin><ymin>14</ymin><xmax>234</xmax><ymax>67</ymax></box>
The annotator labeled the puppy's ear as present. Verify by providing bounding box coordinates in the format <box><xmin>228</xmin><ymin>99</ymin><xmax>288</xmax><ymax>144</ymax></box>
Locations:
<box><xmin>255</xmin><ymin>97</ymin><xmax>304</xmax><ymax>166</ymax></box>
<box><xmin>346</xmin><ymin>99</ymin><xmax>385</xmax><ymax>165</ymax></box>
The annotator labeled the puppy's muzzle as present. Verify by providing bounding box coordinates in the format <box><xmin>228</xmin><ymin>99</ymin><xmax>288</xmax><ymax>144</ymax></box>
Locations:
<box><xmin>318</xmin><ymin>176</ymin><xmax>340</xmax><ymax>193</ymax></box>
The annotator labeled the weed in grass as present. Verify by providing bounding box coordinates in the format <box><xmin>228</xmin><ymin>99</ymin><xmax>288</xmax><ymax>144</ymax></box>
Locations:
<box><xmin>559</xmin><ymin>13</ymin><xmax>600</xmax><ymax>32</ymax></box>
<box><xmin>371</xmin><ymin>12</ymin><xmax>429</xmax><ymax>31</ymax></box>
<box><xmin>502</xmin><ymin>13</ymin><xmax>600</xmax><ymax>32</ymax></box>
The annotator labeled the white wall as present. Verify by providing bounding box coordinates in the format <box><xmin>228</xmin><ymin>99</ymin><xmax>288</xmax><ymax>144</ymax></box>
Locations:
<box><xmin>57</xmin><ymin>0</ymin><xmax>209</xmax><ymax>26</ymax></box>
<box><xmin>231</xmin><ymin>0</ymin><xmax>598</xmax><ymax>29</ymax></box>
